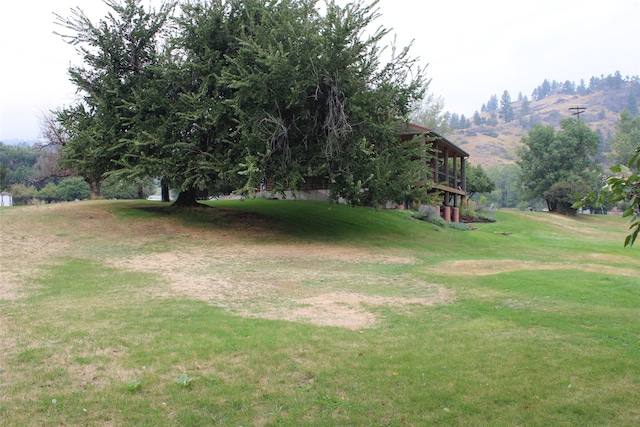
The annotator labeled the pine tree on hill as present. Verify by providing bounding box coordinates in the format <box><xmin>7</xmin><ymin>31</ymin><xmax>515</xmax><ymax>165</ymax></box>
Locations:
<box><xmin>500</xmin><ymin>90</ymin><xmax>514</xmax><ymax>123</ymax></box>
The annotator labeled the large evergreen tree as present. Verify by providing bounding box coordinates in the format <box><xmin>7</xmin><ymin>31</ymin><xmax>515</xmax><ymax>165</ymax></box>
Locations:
<box><xmin>53</xmin><ymin>0</ymin><xmax>427</xmax><ymax>207</ymax></box>
<box><xmin>223</xmin><ymin>0</ymin><xmax>427</xmax><ymax>205</ymax></box>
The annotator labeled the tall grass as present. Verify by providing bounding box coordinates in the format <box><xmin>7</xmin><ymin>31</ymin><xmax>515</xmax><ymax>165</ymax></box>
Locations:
<box><xmin>1</xmin><ymin>200</ymin><xmax>638</xmax><ymax>426</ymax></box>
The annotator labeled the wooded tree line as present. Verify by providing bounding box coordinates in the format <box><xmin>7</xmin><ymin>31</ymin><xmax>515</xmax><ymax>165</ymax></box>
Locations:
<box><xmin>0</xmin><ymin>142</ymin><xmax>155</xmax><ymax>203</ymax></box>
<box><xmin>457</xmin><ymin>73</ymin><xmax>639</xmax><ymax>131</ymax></box>
<box><xmin>45</xmin><ymin>0</ymin><xmax>429</xmax><ymax>207</ymax></box>
<box><xmin>464</xmin><ymin>109</ymin><xmax>639</xmax><ymax>219</ymax></box>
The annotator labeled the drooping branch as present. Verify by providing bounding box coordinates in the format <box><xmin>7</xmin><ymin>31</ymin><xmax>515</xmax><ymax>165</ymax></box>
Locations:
<box><xmin>321</xmin><ymin>72</ymin><xmax>352</xmax><ymax>160</ymax></box>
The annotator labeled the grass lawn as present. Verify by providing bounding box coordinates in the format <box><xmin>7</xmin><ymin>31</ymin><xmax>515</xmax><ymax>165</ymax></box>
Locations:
<box><xmin>1</xmin><ymin>199</ymin><xmax>638</xmax><ymax>426</ymax></box>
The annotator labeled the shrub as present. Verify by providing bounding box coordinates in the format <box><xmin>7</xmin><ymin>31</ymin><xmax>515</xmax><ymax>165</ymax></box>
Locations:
<box><xmin>9</xmin><ymin>183</ymin><xmax>37</xmax><ymax>205</ymax></box>
<box><xmin>460</xmin><ymin>202</ymin><xmax>496</xmax><ymax>223</ymax></box>
<box><xmin>413</xmin><ymin>205</ymin><xmax>471</xmax><ymax>230</ymax></box>
<box><xmin>544</xmin><ymin>181</ymin><xmax>589</xmax><ymax>215</ymax></box>
<box><xmin>416</xmin><ymin>204</ymin><xmax>440</xmax><ymax>222</ymax></box>
<box><xmin>57</xmin><ymin>177</ymin><xmax>90</xmax><ymax>201</ymax></box>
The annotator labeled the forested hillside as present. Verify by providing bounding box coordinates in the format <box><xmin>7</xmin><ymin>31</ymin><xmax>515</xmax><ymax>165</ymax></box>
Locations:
<box><xmin>447</xmin><ymin>72</ymin><xmax>639</xmax><ymax>167</ymax></box>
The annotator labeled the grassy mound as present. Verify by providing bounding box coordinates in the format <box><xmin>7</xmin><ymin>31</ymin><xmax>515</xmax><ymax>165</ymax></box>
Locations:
<box><xmin>1</xmin><ymin>200</ymin><xmax>638</xmax><ymax>425</ymax></box>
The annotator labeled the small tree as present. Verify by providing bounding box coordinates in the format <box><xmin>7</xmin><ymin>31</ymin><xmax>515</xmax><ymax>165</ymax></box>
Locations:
<box><xmin>608</xmin><ymin>110</ymin><xmax>640</xmax><ymax>167</ymax></box>
<box><xmin>410</xmin><ymin>92</ymin><xmax>451</xmax><ymax>135</ymax></box>
<box><xmin>56</xmin><ymin>176</ymin><xmax>91</xmax><ymax>201</ymax></box>
<box><xmin>576</xmin><ymin>149</ymin><xmax>640</xmax><ymax>246</ymax></box>
<box><xmin>38</xmin><ymin>183</ymin><xmax>59</xmax><ymax>204</ymax></box>
<box><xmin>486</xmin><ymin>94</ymin><xmax>498</xmax><ymax>112</ymax></box>
<box><xmin>520</xmin><ymin>96</ymin><xmax>531</xmax><ymax>117</ymax></box>
<box><xmin>9</xmin><ymin>183</ymin><xmax>37</xmax><ymax>205</ymax></box>
<box><xmin>500</xmin><ymin>90</ymin><xmax>514</xmax><ymax>122</ymax></box>
<box><xmin>544</xmin><ymin>181</ymin><xmax>588</xmax><ymax>214</ymax></box>
<box><xmin>466</xmin><ymin>164</ymin><xmax>495</xmax><ymax>200</ymax></box>
<box><xmin>485</xmin><ymin>164</ymin><xmax>523</xmax><ymax>208</ymax></box>
<box><xmin>517</xmin><ymin>118</ymin><xmax>600</xmax><ymax>212</ymax></box>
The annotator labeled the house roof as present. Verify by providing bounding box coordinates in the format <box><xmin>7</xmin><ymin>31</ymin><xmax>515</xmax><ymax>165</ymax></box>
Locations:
<box><xmin>396</xmin><ymin>122</ymin><xmax>470</xmax><ymax>157</ymax></box>
<box><xmin>1</xmin><ymin>192</ymin><xmax>12</xmax><ymax>196</ymax></box>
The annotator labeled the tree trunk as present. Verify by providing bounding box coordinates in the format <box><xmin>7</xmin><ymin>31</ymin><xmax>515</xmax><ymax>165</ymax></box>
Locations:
<box><xmin>137</xmin><ymin>185</ymin><xmax>144</xmax><ymax>199</ymax></box>
<box><xmin>87</xmin><ymin>176</ymin><xmax>102</xmax><ymax>200</ymax></box>
<box><xmin>161</xmin><ymin>179</ymin><xmax>170</xmax><ymax>202</ymax></box>
<box><xmin>173</xmin><ymin>187</ymin><xmax>200</xmax><ymax>207</ymax></box>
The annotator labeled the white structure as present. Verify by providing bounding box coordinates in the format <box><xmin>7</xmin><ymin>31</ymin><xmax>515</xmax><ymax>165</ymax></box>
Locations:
<box><xmin>0</xmin><ymin>192</ymin><xmax>12</xmax><ymax>207</ymax></box>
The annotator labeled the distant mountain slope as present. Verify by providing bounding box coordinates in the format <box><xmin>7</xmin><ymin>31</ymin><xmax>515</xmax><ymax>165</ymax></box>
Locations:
<box><xmin>449</xmin><ymin>78</ymin><xmax>639</xmax><ymax>168</ymax></box>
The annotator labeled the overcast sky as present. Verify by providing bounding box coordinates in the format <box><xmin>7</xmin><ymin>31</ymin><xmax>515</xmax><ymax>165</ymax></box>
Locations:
<box><xmin>1</xmin><ymin>0</ymin><xmax>638</xmax><ymax>141</ymax></box>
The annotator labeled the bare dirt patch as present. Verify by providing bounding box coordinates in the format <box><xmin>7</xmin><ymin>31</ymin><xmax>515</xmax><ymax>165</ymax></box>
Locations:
<box><xmin>111</xmin><ymin>244</ymin><xmax>449</xmax><ymax>329</ymax></box>
<box><xmin>262</xmin><ymin>289</ymin><xmax>454</xmax><ymax>329</ymax></box>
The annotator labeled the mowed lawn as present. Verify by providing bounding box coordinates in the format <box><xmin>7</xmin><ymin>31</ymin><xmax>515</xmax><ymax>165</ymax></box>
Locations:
<box><xmin>1</xmin><ymin>199</ymin><xmax>638</xmax><ymax>426</ymax></box>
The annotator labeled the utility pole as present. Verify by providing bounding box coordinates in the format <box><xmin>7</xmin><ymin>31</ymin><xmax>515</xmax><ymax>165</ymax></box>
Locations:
<box><xmin>569</xmin><ymin>105</ymin><xmax>587</xmax><ymax>120</ymax></box>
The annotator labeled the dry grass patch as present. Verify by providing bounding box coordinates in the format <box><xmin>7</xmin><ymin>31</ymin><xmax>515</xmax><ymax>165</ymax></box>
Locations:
<box><xmin>2</xmin><ymin>202</ymin><xmax>447</xmax><ymax>329</ymax></box>
<box><xmin>424</xmin><ymin>259</ymin><xmax>639</xmax><ymax>277</ymax></box>
<box><xmin>111</xmin><ymin>244</ymin><xmax>447</xmax><ymax>329</ymax></box>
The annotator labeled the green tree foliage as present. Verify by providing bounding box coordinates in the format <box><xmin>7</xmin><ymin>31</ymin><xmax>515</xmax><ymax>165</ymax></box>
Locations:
<box><xmin>520</xmin><ymin>96</ymin><xmax>531</xmax><ymax>117</ymax></box>
<box><xmin>0</xmin><ymin>164</ymin><xmax>7</xmax><ymax>191</ymax></box>
<box><xmin>544</xmin><ymin>181</ymin><xmax>589</xmax><ymax>215</ymax></box>
<box><xmin>577</xmin><ymin>109</ymin><xmax>640</xmax><ymax>246</ymax></box>
<box><xmin>500</xmin><ymin>90</ymin><xmax>514</xmax><ymax>122</ymax></box>
<box><xmin>466</xmin><ymin>164</ymin><xmax>495</xmax><ymax>200</ymax></box>
<box><xmin>577</xmin><ymin>150</ymin><xmax>640</xmax><ymax>246</ymax></box>
<box><xmin>9</xmin><ymin>183</ymin><xmax>37</xmax><ymax>205</ymax></box>
<box><xmin>56</xmin><ymin>176</ymin><xmax>91</xmax><ymax>201</ymax></box>
<box><xmin>626</xmin><ymin>90</ymin><xmax>638</xmax><ymax>116</ymax></box>
<box><xmin>609</xmin><ymin>109</ymin><xmax>640</xmax><ymax>167</ymax></box>
<box><xmin>561</xmin><ymin>80</ymin><xmax>576</xmax><ymax>95</ymax></box>
<box><xmin>473</xmin><ymin>111</ymin><xmax>483</xmax><ymax>126</ymax></box>
<box><xmin>449</xmin><ymin>113</ymin><xmax>459</xmax><ymax>129</ymax></box>
<box><xmin>101</xmin><ymin>176</ymin><xmax>154</xmax><ymax>199</ymax></box>
<box><xmin>410</xmin><ymin>92</ymin><xmax>451</xmax><ymax>135</ymax></box>
<box><xmin>486</xmin><ymin>94</ymin><xmax>498</xmax><ymax>112</ymax></box>
<box><xmin>532</xmin><ymin>79</ymin><xmax>551</xmax><ymax>101</ymax></box>
<box><xmin>54</xmin><ymin>105</ymin><xmax>113</xmax><ymax>197</ymax></box>
<box><xmin>517</xmin><ymin>118</ymin><xmax>600</xmax><ymax>212</ymax></box>
<box><xmin>54</xmin><ymin>0</ymin><xmax>175</xmax><ymax>198</ymax></box>
<box><xmin>38</xmin><ymin>183</ymin><xmax>59</xmax><ymax>204</ymax></box>
<box><xmin>577</xmin><ymin>79</ymin><xmax>587</xmax><ymax>95</ymax></box>
<box><xmin>35</xmin><ymin>112</ymin><xmax>74</xmax><ymax>184</ymax></box>
<box><xmin>0</xmin><ymin>143</ymin><xmax>40</xmax><ymax>187</ymax></box>
<box><xmin>53</xmin><ymin>0</ymin><xmax>426</xmax><ymax>208</ymax></box>
<box><xmin>223</xmin><ymin>0</ymin><xmax>427</xmax><ymax>206</ymax></box>
<box><xmin>485</xmin><ymin>164</ymin><xmax>523</xmax><ymax>208</ymax></box>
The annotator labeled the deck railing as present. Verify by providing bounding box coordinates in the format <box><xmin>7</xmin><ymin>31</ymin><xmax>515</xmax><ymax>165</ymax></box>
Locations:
<box><xmin>434</xmin><ymin>169</ymin><xmax>459</xmax><ymax>189</ymax></box>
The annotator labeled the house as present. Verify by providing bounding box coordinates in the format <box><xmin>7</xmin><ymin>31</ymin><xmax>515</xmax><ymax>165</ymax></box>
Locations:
<box><xmin>1</xmin><ymin>192</ymin><xmax>12</xmax><ymax>207</ymax></box>
<box><xmin>396</xmin><ymin>122</ymin><xmax>469</xmax><ymax>222</ymax></box>
<box><xmin>258</xmin><ymin>122</ymin><xmax>469</xmax><ymax>222</ymax></box>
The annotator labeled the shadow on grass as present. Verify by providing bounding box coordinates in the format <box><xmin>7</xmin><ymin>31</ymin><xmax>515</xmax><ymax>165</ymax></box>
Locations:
<box><xmin>127</xmin><ymin>199</ymin><xmax>423</xmax><ymax>244</ymax></box>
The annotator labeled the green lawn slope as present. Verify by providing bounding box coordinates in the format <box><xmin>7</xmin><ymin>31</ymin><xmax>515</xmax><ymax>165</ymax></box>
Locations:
<box><xmin>1</xmin><ymin>200</ymin><xmax>638</xmax><ymax>426</ymax></box>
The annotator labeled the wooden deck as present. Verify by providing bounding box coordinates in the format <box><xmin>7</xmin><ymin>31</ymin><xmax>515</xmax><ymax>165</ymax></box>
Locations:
<box><xmin>434</xmin><ymin>184</ymin><xmax>466</xmax><ymax>196</ymax></box>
